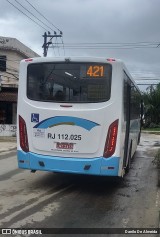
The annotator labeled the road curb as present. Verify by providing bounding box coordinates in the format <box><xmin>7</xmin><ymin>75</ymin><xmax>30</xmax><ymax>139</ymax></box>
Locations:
<box><xmin>0</xmin><ymin>137</ymin><xmax>17</xmax><ymax>142</ymax></box>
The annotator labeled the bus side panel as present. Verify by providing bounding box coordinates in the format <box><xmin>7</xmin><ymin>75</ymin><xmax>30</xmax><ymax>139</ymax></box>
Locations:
<box><xmin>130</xmin><ymin>119</ymin><xmax>141</xmax><ymax>157</ymax></box>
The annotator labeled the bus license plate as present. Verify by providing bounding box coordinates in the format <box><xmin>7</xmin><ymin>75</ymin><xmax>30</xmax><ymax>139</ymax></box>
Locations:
<box><xmin>56</xmin><ymin>142</ymin><xmax>75</xmax><ymax>150</ymax></box>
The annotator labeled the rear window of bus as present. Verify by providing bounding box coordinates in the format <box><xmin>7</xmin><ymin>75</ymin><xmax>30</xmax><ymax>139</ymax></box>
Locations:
<box><xmin>27</xmin><ymin>62</ymin><xmax>112</xmax><ymax>103</ymax></box>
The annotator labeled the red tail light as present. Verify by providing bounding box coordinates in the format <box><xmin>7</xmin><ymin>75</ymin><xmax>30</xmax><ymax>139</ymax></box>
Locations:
<box><xmin>19</xmin><ymin>115</ymin><xmax>29</xmax><ymax>152</ymax></box>
<box><xmin>103</xmin><ymin>119</ymin><xmax>119</xmax><ymax>158</ymax></box>
<box><xmin>107</xmin><ymin>58</ymin><xmax>116</xmax><ymax>62</ymax></box>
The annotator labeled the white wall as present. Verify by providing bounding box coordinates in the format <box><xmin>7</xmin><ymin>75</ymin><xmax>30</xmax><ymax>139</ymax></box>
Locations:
<box><xmin>0</xmin><ymin>124</ymin><xmax>17</xmax><ymax>136</ymax></box>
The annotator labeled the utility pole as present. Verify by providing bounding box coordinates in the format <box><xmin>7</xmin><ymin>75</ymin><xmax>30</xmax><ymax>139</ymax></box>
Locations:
<box><xmin>42</xmin><ymin>31</ymin><xmax>62</xmax><ymax>57</ymax></box>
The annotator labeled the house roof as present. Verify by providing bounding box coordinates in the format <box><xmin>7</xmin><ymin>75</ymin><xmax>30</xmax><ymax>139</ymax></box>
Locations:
<box><xmin>0</xmin><ymin>36</ymin><xmax>40</xmax><ymax>58</ymax></box>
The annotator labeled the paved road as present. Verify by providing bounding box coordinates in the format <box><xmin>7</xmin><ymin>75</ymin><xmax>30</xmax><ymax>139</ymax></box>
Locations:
<box><xmin>0</xmin><ymin>133</ymin><xmax>160</xmax><ymax>237</ymax></box>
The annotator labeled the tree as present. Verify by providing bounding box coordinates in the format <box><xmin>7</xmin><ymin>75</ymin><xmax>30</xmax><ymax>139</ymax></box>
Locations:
<box><xmin>142</xmin><ymin>83</ymin><xmax>160</xmax><ymax>127</ymax></box>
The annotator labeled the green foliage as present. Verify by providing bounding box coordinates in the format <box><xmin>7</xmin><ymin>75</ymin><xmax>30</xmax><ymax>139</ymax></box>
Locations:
<box><xmin>149</xmin><ymin>123</ymin><xmax>160</xmax><ymax>129</ymax></box>
<box><xmin>142</xmin><ymin>83</ymin><xmax>160</xmax><ymax>127</ymax></box>
<box><xmin>152</xmin><ymin>149</ymin><xmax>160</xmax><ymax>168</ymax></box>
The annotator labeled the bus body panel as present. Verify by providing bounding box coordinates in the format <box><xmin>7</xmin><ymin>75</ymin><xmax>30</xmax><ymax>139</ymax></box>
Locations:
<box><xmin>18</xmin><ymin>100</ymin><xmax>121</xmax><ymax>158</ymax></box>
<box><xmin>17</xmin><ymin>150</ymin><xmax>120</xmax><ymax>176</ymax></box>
<box><xmin>17</xmin><ymin>57</ymin><xmax>141</xmax><ymax>177</ymax></box>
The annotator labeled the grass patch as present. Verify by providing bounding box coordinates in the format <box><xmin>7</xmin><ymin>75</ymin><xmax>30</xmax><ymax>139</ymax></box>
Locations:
<box><xmin>142</xmin><ymin>128</ymin><xmax>160</xmax><ymax>132</ymax></box>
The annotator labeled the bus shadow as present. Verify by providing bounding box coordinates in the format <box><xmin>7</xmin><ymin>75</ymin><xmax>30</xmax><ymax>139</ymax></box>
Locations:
<box><xmin>30</xmin><ymin>171</ymin><xmax>127</xmax><ymax>197</ymax></box>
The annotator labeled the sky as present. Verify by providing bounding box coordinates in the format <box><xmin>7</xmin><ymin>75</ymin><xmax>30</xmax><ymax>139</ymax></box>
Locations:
<box><xmin>1</xmin><ymin>0</ymin><xmax>160</xmax><ymax>89</ymax></box>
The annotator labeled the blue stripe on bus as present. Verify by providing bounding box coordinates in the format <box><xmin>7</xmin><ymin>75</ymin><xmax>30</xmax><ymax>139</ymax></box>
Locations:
<box><xmin>17</xmin><ymin>151</ymin><xmax>120</xmax><ymax>176</ymax></box>
<box><xmin>33</xmin><ymin>116</ymin><xmax>99</xmax><ymax>131</ymax></box>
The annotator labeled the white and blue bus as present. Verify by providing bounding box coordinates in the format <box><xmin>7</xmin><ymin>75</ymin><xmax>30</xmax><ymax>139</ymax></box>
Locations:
<box><xmin>17</xmin><ymin>57</ymin><xmax>142</xmax><ymax>177</ymax></box>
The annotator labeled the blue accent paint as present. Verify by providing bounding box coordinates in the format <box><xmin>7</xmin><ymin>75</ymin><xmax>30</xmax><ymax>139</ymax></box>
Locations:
<box><xmin>17</xmin><ymin>150</ymin><xmax>120</xmax><ymax>176</ymax></box>
<box><xmin>17</xmin><ymin>150</ymin><xmax>30</xmax><ymax>169</ymax></box>
<box><xmin>34</xmin><ymin>116</ymin><xmax>99</xmax><ymax>131</ymax></box>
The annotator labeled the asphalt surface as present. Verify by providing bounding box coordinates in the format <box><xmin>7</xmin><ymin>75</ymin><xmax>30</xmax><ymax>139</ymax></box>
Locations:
<box><xmin>0</xmin><ymin>137</ymin><xmax>17</xmax><ymax>153</ymax></box>
<box><xmin>0</xmin><ymin>133</ymin><xmax>160</xmax><ymax>237</ymax></box>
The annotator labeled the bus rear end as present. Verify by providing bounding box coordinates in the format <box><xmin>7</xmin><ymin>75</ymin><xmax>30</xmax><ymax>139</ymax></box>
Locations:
<box><xmin>17</xmin><ymin>57</ymin><xmax>122</xmax><ymax>176</ymax></box>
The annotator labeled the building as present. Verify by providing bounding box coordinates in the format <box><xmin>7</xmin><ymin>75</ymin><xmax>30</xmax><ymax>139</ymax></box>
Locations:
<box><xmin>0</xmin><ymin>36</ymin><xmax>40</xmax><ymax>136</ymax></box>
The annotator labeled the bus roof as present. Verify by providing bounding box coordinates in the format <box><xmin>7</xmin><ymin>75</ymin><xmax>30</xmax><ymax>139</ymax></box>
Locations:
<box><xmin>23</xmin><ymin>56</ymin><xmax>123</xmax><ymax>64</ymax></box>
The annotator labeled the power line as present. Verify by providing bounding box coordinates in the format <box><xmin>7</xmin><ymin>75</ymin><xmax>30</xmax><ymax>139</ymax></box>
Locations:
<box><xmin>56</xmin><ymin>46</ymin><xmax>158</xmax><ymax>50</ymax></box>
<box><xmin>24</xmin><ymin>0</ymin><xmax>62</xmax><ymax>33</ymax></box>
<box><xmin>6</xmin><ymin>0</ymin><xmax>64</xmax><ymax>55</ymax></box>
<box><xmin>42</xmin><ymin>32</ymin><xmax>62</xmax><ymax>57</ymax></box>
<box><xmin>6</xmin><ymin>0</ymin><xmax>64</xmax><ymax>56</ymax></box>
<box><xmin>6</xmin><ymin>0</ymin><xmax>47</xmax><ymax>31</ymax></box>
<box><xmin>14</xmin><ymin>0</ymin><xmax>55</xmax><ymax>33</ymax></box>
<box><xmin>55</xmin><ymin>37</ymin><xmax>60</xmax><ymax>56</ymax></box>
<box><xmin>23</xmin><ymin>0</ymin><xmax>65</xmax><ymax>55</ymax></box>
<box><xmin>4</xmin><ymin>67</ymin><xmax>19</xmax><ymax>76</ymax></box>
<box><xmin>55</xmin><ymin>41</ymin><xmax>160</xmax><ymax>50</ymax></box>
<box><xmin>3</xmin><ymin>71</ymin><xmax>18</xmax><ymax>80</ymax></box>
<box><xmin>63</xmin><ymin>42</ymin><xmax>159</xmax><ymax>45</ymax></box>
<box><xmin>60</xmin><ymin>37</ymin><xmax>65</xmax><ymax>56</ymax></box>
<box><xmin>55</xmin><ymin>41</ymin><xmax>160</xmax><ymax>46</ymax></box>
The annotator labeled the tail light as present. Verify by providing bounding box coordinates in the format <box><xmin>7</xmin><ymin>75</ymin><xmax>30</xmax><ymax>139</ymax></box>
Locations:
<box><xmin>107</xmin><ymin>58</ymin><xmax>116</xmax><ymax>62</ymax></box>
<box><xmin>103</xmin><ymin>119</ymin><xmax>119</xmax><ymax>158</ymax></box>
<box><xmin>19</xmin><ymin>115</ymin><xmax>29</xmax><ymax>152</ymax></box>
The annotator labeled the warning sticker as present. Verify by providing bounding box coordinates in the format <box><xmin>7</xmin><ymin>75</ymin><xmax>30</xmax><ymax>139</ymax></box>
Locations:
<box><xmin>33</xmin><ymin>128</ymin><xmax>45</xmax><ymax>138</ymax></box>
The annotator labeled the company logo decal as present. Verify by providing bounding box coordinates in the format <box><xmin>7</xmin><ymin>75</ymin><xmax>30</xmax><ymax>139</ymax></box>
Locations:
<box><xmin>33</xmin><ymin>116</ymin><xmax>99</xmax><ymax>131</ymax></box>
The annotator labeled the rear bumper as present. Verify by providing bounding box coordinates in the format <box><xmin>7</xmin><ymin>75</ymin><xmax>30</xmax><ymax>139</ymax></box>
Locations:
<box><xmin>17</xmin><ymin>150</ymin><xmax>120</xmax><ymax>176</ymax></box>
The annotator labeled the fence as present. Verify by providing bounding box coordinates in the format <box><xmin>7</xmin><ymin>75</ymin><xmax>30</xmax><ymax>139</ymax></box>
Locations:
<box><xmin>0</xmin><ymin>124</ymin><xmax>17</xmax><ymax>136</ymax></box>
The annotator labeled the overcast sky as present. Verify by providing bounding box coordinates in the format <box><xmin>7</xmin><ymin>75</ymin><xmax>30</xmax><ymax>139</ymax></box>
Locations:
<box><xmin>1</xmin><ymin>0</ymin><xmax>160</xmax><ymax>88</ymax></box>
